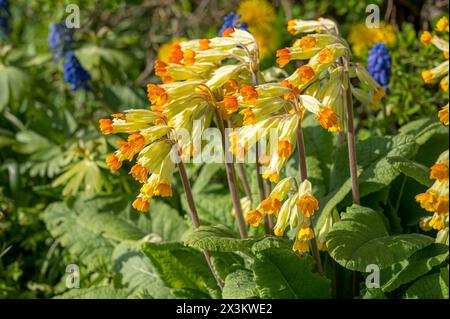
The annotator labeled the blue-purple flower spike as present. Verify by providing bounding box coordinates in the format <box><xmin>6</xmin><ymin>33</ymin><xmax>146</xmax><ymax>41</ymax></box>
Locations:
<box><xmin>219</xmin><ymin>12</ymin><xmax>248</xmax><ymax>36</ymax></box>
<box><xmin>48</xmin><ymin>23</ymin><xmax>74</xmax><ymax>61</ymax></box>
<box><xmin>367</xmin><ymin>42</ymin><xmax>392</xmax><ymax>93</ymax></box>
<box><xmin>0</xmin><ymin>0</ymin><xmax>11</xmax><ymax>38</ymax></box>
<box><xmin>63</xmin><ymin>51</ymin><xmax>91</xmax><ymax>91</ymax></box>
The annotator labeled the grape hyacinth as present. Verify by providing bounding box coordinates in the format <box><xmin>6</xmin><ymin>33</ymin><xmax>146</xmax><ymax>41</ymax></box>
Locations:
<box><xmin>367</xmin><ymin>42</ymin><xmax>392</xmax><ymax>93</ymax></box>
<box><xmin>48</xmin><ymin>23</ymin><xmax>73</xmax><ymax>61</ymax></box>
<box><xmin>0</xmin><ymin>0</ymin><xmax>10</xmax><ymax>38</ymax></box>
<box><xmin>63</xmin><ymin>51</ymin><xmax>91</xmax><ymax>91</ymax></box>
<box><xmin>218</xmin><ymin>12</ymin><xmax>248</xmax><ymax>36</ymax></box>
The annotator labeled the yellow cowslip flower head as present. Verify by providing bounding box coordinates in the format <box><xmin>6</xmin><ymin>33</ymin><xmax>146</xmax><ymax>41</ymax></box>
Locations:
<box><xmin>316</xmin><ymin>210</ymin><xmax>339</xmax><ymax>251</ymax></box>
<box><xmin>297</xmin><ymin>222</ymin><xmax>315</xmax><ymax>241</ymax></box>
<box><xmin>430</xmin><ymin>151</ymin><xmax>449</xmax><ymax>182</ymax></box>
<box><xmin>273</xmin><ymin>194</ymin><xmax>298</xmax><ymax>237</ymax></box>
<box><xmin>256</xmin><ymin>177</ymin><xmax>293</xmax><ymax>218</ymax></box>
<box><xmin>436</xmin><ymin>16</ymin><xmax>449</xmax><ymax>33</ymax></box>
<box><xmin>348</xmin><ymin>22</ymin><xmax>396</xmax><ymax>57</ymax></box>
<box><xmin>416</xmin><ymin>151</ymin><xmax>449</xmax><ymax>244</ymax></box>
<box><xmin>292</xmin><ymin>238</ymin><xmax>309</xmax><ymax>253</ymax></box>
<box><xmin>420</xmin><ymin>31</ymin><xmax>434</xmax><ymax>45</ymax></box>
<box><xmin>316</xmin><ymin>108</ymin><xmax>343</xmax><ymax>132</ymax></box>
<box><xmin>246</xmin><ymin>209</ymin><xmax>264</xmax><ymax>227</ymax></box>
<box><xmin>157</xmin><ymin>38</ymin><xmax>188</xmax><ymax>63</ymax></box>
<box><xmin>441</xmin><ymin>76</ymin><xmax>449</xmax><ymax>92</ymax></box>
<box><xmin>237</xmin><ymin>0</ymin><xmax>278</xmax><ymax>59</ymax></box>
<box><xmin>439</xmin><ymin>104</ymin><xmax>449</xmax><ymax>126</ymax></box>
<box><xmin>295</xmin><ymin>179</ymin><xmax>319</xmax><ymax>218</ymax></box>
<box><xmin>420</xmin><ymin>19</ymin><xmax>449</xmax><ymax>124</ymax></box>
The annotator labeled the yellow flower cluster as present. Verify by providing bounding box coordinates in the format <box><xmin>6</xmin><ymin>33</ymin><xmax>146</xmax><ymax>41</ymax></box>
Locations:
<box><xmin>420</xmin><ymin>16</ymin><xmax>449</xmax><ymax>126</ymax></box>
<box><xmin>246</xmin><ymin>178</ymin><xmax>322</xmax><ymax>253</ymax></box>
<box><xmin>100</xmin><ymin>29</ymin><xmax>263</xmax><ymax>212</ymax></box>
<box><xmin>348</xmin><ymin>22</ymin><xmax>396</xmax><ymax>57</ymax></box>
<box><xmin>416</xmin><ymin>151</ymin><xmax>449</xmax><ymax>245</ymax></box>
<box><xmin>99</xmin><ymin>18</ymin><xmax>381</xmax><ymax>254</ymax></box>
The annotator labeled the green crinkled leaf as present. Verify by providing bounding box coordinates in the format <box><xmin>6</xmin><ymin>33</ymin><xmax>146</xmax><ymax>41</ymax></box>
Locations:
<box><xmin>387</xmin><ymin>156</ymin><xmax>432</xmax><ymax>187</ymax></box>
<box><xmin>316</xmin><ymin>134</ymin><xmax>418</xmax><ymax>232</ymax></box>
<box><xmin>54</xmin><ymin>286</ymin><xmax>130</xmax><ymax>299</ymax></box>
<box><xmin>210</xmin><ymin>252</ymin><xmax>245</xmax><ymax>282</ymax></box>
<box><xmin>326</xmin><ymin>205</ymin><xmax>434</xmax><ymax>272</ymax></box>
<box><xmin>112</xmin><ymin>241</ymin><xmax>173</xmax><ymax>298</ymax></box>
<box><xmin>42</xmin><ymin>202</ymin><xmax>115</xmax><ymax>270</ymax></box>
<box><xmin>382</xmin><ymin>244</ymin><xmax>449</xmax><ymax>292</ymax></box>
<box><xmin>405</xmin><ymin>267</ymin><xmax>449</xmax><ymax>299</ymax></box>
<box><xmin>253</xmin><ymin>249</ymin><xmax>331</xmax><ymax>299</ymax></box>
<box><xmin>399</xmin><ymin>118</ymin><xmax>448</xmax><ymax>146</ymax></box>
<box><xmin>223</xmin><ymin>269</ymin><xmax>260</xmax><ymax>299</ymax></box>
<box><xmin>184</xmin><ymin>224</ymin><xmax>257</xmax><ymax>253</ymax></box>
<box><xmin>141</xmin><ymin>242</ymin><xmax>220</xmax><ymax>298</ymax></box>
<box><xmin>251</xmin><ymin>236</ymin><xmax>293</xmax><ymax>254</ymax></box>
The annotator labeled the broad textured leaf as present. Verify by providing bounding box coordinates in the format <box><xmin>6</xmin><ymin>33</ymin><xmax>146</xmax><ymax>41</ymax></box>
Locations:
<box><xmin>382</xmin><ymin>244</ymin><xmax>449</xmax><ymax>292</ymax></box>
<box><xmin>43</xmin><ymin>202</ymin><xmax>115</xmax><ymax>270</ymax></box>
<box><xmin>405</xmin><ymin>267</ymin><xmax>449</xmax><ymax>299</ymax></box>
<box><xmin>184</xmin><ymin>224</ymin><xmax>258</xmax><ymax>253</ymax></box>
<box><xmin>253</xmin><ymin>249</ymin><xmax>331</xmax><ymax>298</ymax></box>
<box><xmin>112</xmin><ymin>241</ymin><xmax>173</xmax><ymax>298</ymax></box>
<box><xmin>210</xmin><ymin>252</ymin><xmax>245</xmax><ymax>282</ymax></box>
<box><xmin>142</xmin><ymin>242</ymin><xmax>220</xmax><ymax>298</ymax></box>
<box><xmin>387</xmin><ymin>156</ymin><xmax>432</xmax><ymax>187</ymax></box>
<box><xmin>223</xmin><ymin>269</ymin><xmax>259</xmax><ymax>299</ymax></box>
<box><xmin>326</xmin><ymin>205</ymin><xmax>434</xmax><ymax>272</ymax></box>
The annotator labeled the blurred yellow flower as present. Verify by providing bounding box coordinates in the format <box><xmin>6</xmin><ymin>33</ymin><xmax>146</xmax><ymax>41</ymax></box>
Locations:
<box><xmin>348</xmin><ymin>23</ymin><xmax>396</xmax><ymax>57</ymax></box>
<box><xmin>238</xmin><ymin>0</ymin><xmax>278</xmax><ymax>59</ymax></box>
<box><xmin>157</xmin><ymin>38</ymin><xmax>188</xmax><ymax>63</ymax></box>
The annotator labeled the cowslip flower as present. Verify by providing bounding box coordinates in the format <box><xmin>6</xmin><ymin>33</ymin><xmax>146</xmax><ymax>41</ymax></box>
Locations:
<box><xmin>417</xmin><ymin>151</ymin><xmax>449</xmax><ymax>245</ymax></box>
<box><xmin>420</xmin><ymin>17</ymin><xmax>449</xmax><ymax>125</ymax></box>
<box><xmin>99</xmin><ymin>108</ymin><xmax>181</xmax><ymax>213</ymax></box>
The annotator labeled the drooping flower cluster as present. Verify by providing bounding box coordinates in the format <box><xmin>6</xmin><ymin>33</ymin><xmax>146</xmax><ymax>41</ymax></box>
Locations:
<box><xmin>247</xmin><ymin>178</ymin><xmax>322</xmax><ymax>253</ymax></box>
<box><xmin>218</xmin><ymin>12</ymin><xmax>248</xmax><ymax>37</ymax></box>
<box><xmin>367</xmin><ymin>42</ymin><xmax>391</xmax><ymax>93</ymax></box>
<box><xmin>416</xmin><ymin>151</ymin><xmax>449</xmax><ymax>245</ymax></box>
<box><xmin>63</xmin><ymin>51</ymin><xmax>92</xmax><ymax>91</ymax></box>
<box><xmin>48</xmin><ymin>22</ymin><xmax>91</xmax><ymax>91</ymax></box>
<box><xmin>100</xmin><ymin>18</ymin><xmax>381</xmax><ymax>255</ymax></box>
<box><xmin>420</xmin><ymin>16</ymin><xmax>449</xmax><ymax>126</ymax></box>
<box><xmin>48</xmin><ymin>23</ymin><xmax>74</xmax><ymax>61</ymax></box>
<box><xmin>100</xmin><ymin>28</ymin><xmax>264</xmax><ymax>211</ymax></box>
<box><xmin>0</xmin><ymin>0</ymin><xmax>10</xmax><ymax>39</ymax></box>
<box><xmin>348</xmin><ymin>22</ymin><xmax>396</xmax><ymax>57</ymax></box>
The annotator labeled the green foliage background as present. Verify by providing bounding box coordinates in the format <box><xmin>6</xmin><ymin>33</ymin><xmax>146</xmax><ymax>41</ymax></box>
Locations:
<box><xmin>0</xmin><ymin>0</ymin><xmax>448</xmax><ymax>299</ymax></box>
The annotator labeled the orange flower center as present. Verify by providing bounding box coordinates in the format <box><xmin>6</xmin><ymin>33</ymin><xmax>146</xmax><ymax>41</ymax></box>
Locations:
<box><xmin>199</xmin><ymin>39</ymin><xmax>211</xmax><ymax>50</ymax></box>
<box><xmin>276</xmin><ymin>48</ymin><xmax>291</xmax><ymax>67</ymax></box>
<box><xmin>316</xmin><ymin>108</ymin><xmax>342</xmax><ymax>132</ymax></box>
<box><xmin>99</xmin><ymin>119</ymin><xmax>114</xmax><ymax>135</ymax></box>
<box><xmin>296</xmin><ymin>65</ymin><xmax>315</xmax><ymax>84</ymax></box>
<box><xmin>296</xmin><ymin>194</ymin><xmax>319</xmax><ymax>217</ymax></box>
<box><xmin>106</xmin><ymin>154</ymin><xmax>122</xmax><ymax>171</ymax></box>
<box><xmin>130</xmin><ymin>164</ymin><xmax>148</xmax><ymax>183</ymax></box>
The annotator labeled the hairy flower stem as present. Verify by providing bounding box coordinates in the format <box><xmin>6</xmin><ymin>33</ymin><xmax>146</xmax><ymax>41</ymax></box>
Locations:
<box><xmin>343</xmin><ymin>58</ymin><xmax>361</xmax><ymax>205</ymax></box>
<box><xmin>296</xmin><ymin>126</ymin><xmax>324</xmax><ymax>275</ymax></box>
<box><xmin>215</xmin><ymin>111</ymin><xmax>248</xmax><ymax>238</ymax></box>
<box><xmin>177</xmin><ymin>161</ymin><xmax>224</xmax><ymax>289</ymax></box>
